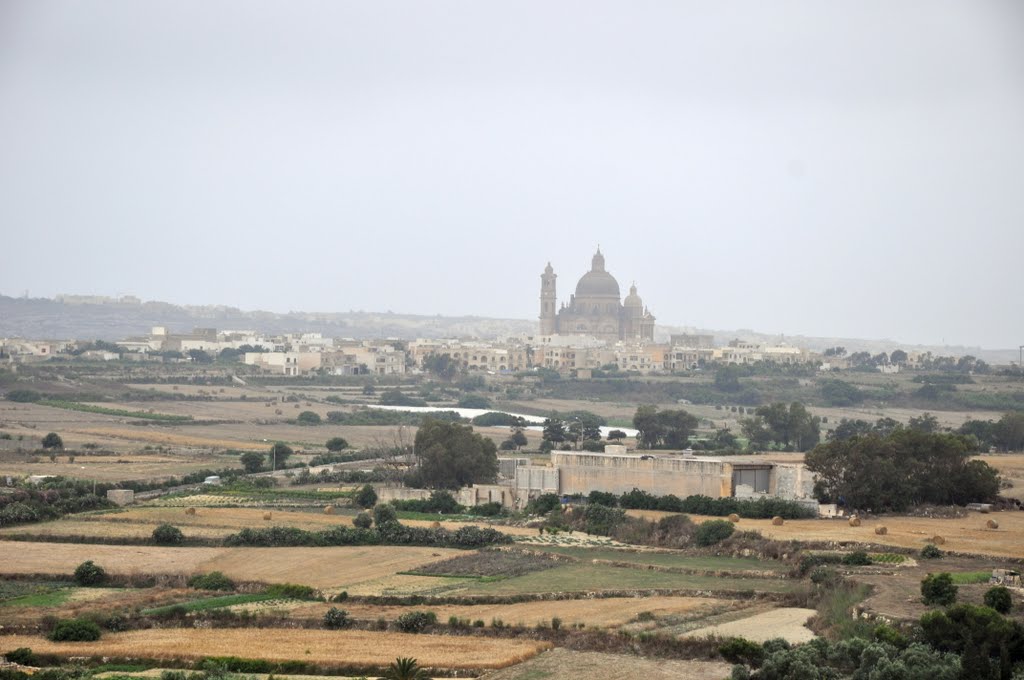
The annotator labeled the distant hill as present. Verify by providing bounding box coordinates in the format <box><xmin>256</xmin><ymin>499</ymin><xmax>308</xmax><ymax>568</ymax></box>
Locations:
<box><xmin>0</xmin><ymin>294</ymin><xmax>1014</xmax><ymax>363</ymax></box>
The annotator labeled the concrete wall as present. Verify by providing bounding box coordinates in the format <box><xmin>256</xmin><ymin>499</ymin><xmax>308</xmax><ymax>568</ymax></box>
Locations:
<box><xmin>497</xmin><ymin>457</ymin><xmax>530</xmax><ymax>480</ymax></box>
<box><xmin>375</xmin><ymin>487</ymin><xmax>431</xmax><ymax>504</ymax></box>
<box><xmin>551</xmin><ymin>451</ymin><xmax>733</xmax><ymax>498</ymax></box>
<box><xmin>514</xmin><ymin>465</ymin><xmax>560</xmax><ymax>494</ymax></box>
<box><xmin>773</xmin><ymin>463</ymin><xmax>816</xmax><ymax>500</ymax></box>
<box><xmin>106</xmin><ymin>489</ymin><xmax>135</xmax><ymax>506</ymax></box>
<box><xmin>458</xmin><ymin>484</ymin><xmax>517</xmax><ymax>509</ymax></box>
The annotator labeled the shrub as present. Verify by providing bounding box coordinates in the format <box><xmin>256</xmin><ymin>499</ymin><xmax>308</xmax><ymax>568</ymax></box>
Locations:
<box><xmin>551</xmin><ymin>617</ymin><xmax>562</xmax><ymax>631</ymax></box>
<box><xmin>239</xmin><ymin>451</ymin><xmax>264</xmax><ymax>473</ymax></box>
<box><xmin>873</xmin><ymin>624</ymin><xmax>908</xmax><ymax>648</ymax></box>
<box><xmin>323</xmin><ymin>607</ymin><xmax>350</xmax><ymax>629</ymax></box>
<box><xmin>49</xmin><ymin>618</ymin><xmax>101</xmax><ymax>642</ymax></box>
<box><xmin>152</xmin><ymin>523</ymin><xmax>184</xmax><ymax>545</ymax></box>
<box><xmin>921</xmin><ymin>544</ymin><xmax>943</xmax><ymax>559</ymax></box>
<box><xmin>983</xmin><ymin>586</ymin><xmax>1012</xmax><ymax>614</ymax></box>
<box><xmin>810</xmin><ymin>567</ymin><xmax>842</xmax><ymax>588</ymax></box>
<box><xmin>526</xmin><ymin>493</ymin><xmax>561</xmax><ymax>515</ymax></box>
<box><xmin>354</xmin><ymin>484</ymin><xmax>378</xmax><ymax>509</ymax></box>
<box><xmin>841</xmin><ymin>550</ymin><xmax>872</xmax><ymax>566</ymax></box>
<box><xmin>694</xmin><ymin>519</ymin><xmax>735</xmax><ymax>546</ymax></box>
<box><xmin>296</xmin><ymin>411</ymin><xmax>322</xmax><ymax>425</ymax></box>
<box><xmin>921</xmin><ymin>573</ymin><xmax>958</xmax><ymax>606</ymax></box>
<box><xmin>395</xmin><ymin>610</ymin><xmax>437</xmax><ymax>633</ymax></box>
<box><xmin>325</xmin><ymin>437</ymin><xmax>349</xmax><ymax>452</ymax></box>
<box><xmin>374</xmin><ymin>503</ymin><xmax>398</xmax><ymax>526</ymax></box>
<box><xmin>353</xmin><ymin>512</ymin><xmax>373</xmax><ymax>529</ymax></box>
<box><xmin>41</xmin><ymin>433</ymin><xmax>64</xmax><ymax>450</ymax></box>
<box><xmin>73</xmin><ymin>560</ymin><xmax>107</xmax><ymax>586</ymax></box>
<box><xmin>4</xmin><ymin>648</ymin><xmax>36</xmax><ymax>665</ymax></box>
<box><xmin>718</xmin><ymin>637</ymin><xmax>764</xmax><ymax>666</ymax></box>
<box><xmin>587</xmin><ymin>490</ymin><xmax>618</xmax><ymax>507</ymax></box>
<box><xmin>187</xmin><ymin>571</ymin><xmax>235</xmax><ymax>591</ymax></box>
<box><xmin>473</xmin><ymin>501</ymin><xmax>504</xmax><ymax>517</ymax></box>
<box><xmin>265</xmin><ymin>583</ymin><xmax>317</xmax><ymax>600</ymax></box>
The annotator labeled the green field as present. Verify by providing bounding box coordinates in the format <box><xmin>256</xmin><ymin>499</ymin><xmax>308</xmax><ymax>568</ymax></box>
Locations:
<box><xmin>143</xmin><ymin>592</ymin><xmax>280</xmax><ymax>615</ymax></box>
<box><xmin>38</xmin><ymin>400</ymin><xmax>193</xmax><ymax>422</ymax></box>
<box><xmin>530</xmin><ymin>546</ymin><xmax>789</xmax><ymax>572</ymax></box>
<box><xmin>948</xmin><ymin>571</ymin><xmax>992</xmax><ymax>585</ymax></box>
<box><xmin>0</xmin><ymin>588</ymin><xmax>74</xmax><ymax>608</ymax></box>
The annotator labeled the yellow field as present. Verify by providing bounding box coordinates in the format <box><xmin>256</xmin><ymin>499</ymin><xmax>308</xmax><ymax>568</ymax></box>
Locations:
<box><xmin>0</xmin><ymin>629</ymin><xmax>551</xmax><ymax>670</ymax></box>
<box><xmin>0</xmin><ymin>541</ymin><xmax>462</xmax><ymax>588</ymax></box>
<box><xmin>284</xmin><ymin>595</ymin><xmax>729</xmax><ymax>627</ymax></box>
<box><xmin>624</xmin><ymin>511</ymin><xmax>1024</xmax><ymax>559</ymax></box>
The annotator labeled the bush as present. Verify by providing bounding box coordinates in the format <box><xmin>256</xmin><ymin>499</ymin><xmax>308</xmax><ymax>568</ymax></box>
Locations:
<box><xmin>4</xmin><ymin>648</ymin><xmax>36</xmax><ymax>665</ymax></box>
<box><xmin>587</xmin><ymin>490</ymin><xmax>618</xmax><ymax>507</ymax></box>
<box><xmin>983</xmin><ymin>586</ymin><xmax>1012</xmax><ymax>614</ymax></box>
<box><xmin>73</xmin><ymin>560</ymin><xmax>107</xmax><ymax>586</ymax></box>
<box><xmin>187</xmin><ymin>571</ymin><xmax>235</xmax><ymax>591</ymax></box>
<box><xmin>239</xmin><ymin>451</ymin><xmax>264</xmax><ymax>473</ymax></box>
<box><xmin>810</xmin><ymin>567</ymin><xmax>842</xmax><ymax>588</ymax></box>
<box><xmin>49</xmin><ymin>618</ymin><xmax>101</xmax><ymax>642</ymax></box>
<box><xmin>841</xmin><ymin>550</ymin><xmax>872</xmax><ymax>566</ymax></box>
<box><xmin>325</xmin><ymin>437</ymin><xmax>349</xmax><ymax>451</ymax></box>
<box><xmin>921</xmin><ymin>544</ymin><xmax>944</xmax><ymax>559</ymax></box>
<box><xmin>265</xmin><ymin>583</ymin><xmax>317</xmax><ymax>600</ymax></box>
<box><xmin>354</xmin><ymin>484</ymin><xmax>378</xmax><ymax>509</ymax></box>
<box><xmin>396</xmin><ymin>610</ymin><xmax>437</xmax><ymax>633</ymax></box>
<box><xmin>152</xmin><ymin>523</ymin><xmax>184</xmax><ymax>545</ymax></box>
<box><xmin>694</xmin><ymin>519</ymin><xmax>735</xmax><ymax>546</ymax></box>
<box><xmin>473</xmin><ymin>501</ymin><xmax>504</xmax><ymax>517</ymax></box>
<box><xmin>41</xmin><ymin>433</ymin><xmax>64</xmax><ymax>450</ymax></box>
<box><xmin>921</xmin><ymin>573</ymin><xmax>958</xmax><ymax>606</ymax></box>
<box><xmin>353</xmin><ymin>512</ymin><xmax>373</xmax><ymax>529</ymax></box>
<box><xmin>323</xmin><ymin>607</ymin><xmax>350</xmax><ymax>629</ymax></box>
<box><xmin>373</xmin><ymin>504</ymin><xmax>398</xmax><ymax>527</ymax></box>
<box><xmin>526</xmin><ymin>493</ymin><xmax>561</xmax><ymax>515</ymax></box>
<box><xmin>719</xmin><ymin>637</ymin><xmax>764</xmax><ymax>666</ymax></box>
<box><xmin>296</xmin><ymin>411</ymin><xmax>322</xmax><ymax>425</ymax></box>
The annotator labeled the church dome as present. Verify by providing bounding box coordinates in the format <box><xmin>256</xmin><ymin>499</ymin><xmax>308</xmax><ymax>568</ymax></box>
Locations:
<box><xmin>624</xmin><ymin>283</ymin><xmax>643</xmax><ymax>307</ymax></box>
<box><xmin>574</xmin><ymin>248</ymin><xmax>620</xmax><ymax>298</ymax></box>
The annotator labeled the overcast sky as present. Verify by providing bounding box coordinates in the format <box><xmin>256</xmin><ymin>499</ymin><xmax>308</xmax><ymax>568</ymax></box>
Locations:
<box><xmin>1</xmin><ymin>2</ymin><xmax>1023</xmax><ymax>348</ymax></box>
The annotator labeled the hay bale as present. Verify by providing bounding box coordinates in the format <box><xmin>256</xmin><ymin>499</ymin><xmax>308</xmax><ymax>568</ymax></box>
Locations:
<box><xmin>727</xmin><ymin>513</ymin><xmax>740</xmax><ymax>523</ymax></box>
<box><xmin>771</xmin><ymin>516</ymin><xmax>784</xmax><ymax>526</ymax></box>
<box><xmin>184</xmin><ymin>507</ymin><xmax>196</xmax><ymax>516</ymax></box>
<box><xmin>986</xmin><ymin>519</ymin><xmax>999</xmax><ymax>529</ymax></box>
<box><xmin>263</xmin><ymin>512</ymin><xmax>272</xmax><ymax>521</ymax></box>
<box><xmin>430</xmin><ymin>521</ymin><xmax>441</xmax><ymax>529</ymax></box>
<box><xmin>874</xmin><ymin>526</ymin><xmax>888</xmax><ymax>535</ymax></box>
<box><xmin>323</xmin><ymin>505</ymin><xmax>335</xmax><ymax>515</ymax></box>
<box><xmin>931</xmin><ymin>535</ymin><xmax>945</xmax><ymax>545</ymax></box>
<box><xmin>848</xmin><ymin>517</ymin><xmax>861</xmax><ymax>527</ymax></box>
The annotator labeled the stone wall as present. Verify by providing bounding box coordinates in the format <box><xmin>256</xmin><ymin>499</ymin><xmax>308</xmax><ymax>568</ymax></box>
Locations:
<box><xmin>551</xmin><ymin>451</ymin><xmax>733</xmax><ymax>498</ymax></box>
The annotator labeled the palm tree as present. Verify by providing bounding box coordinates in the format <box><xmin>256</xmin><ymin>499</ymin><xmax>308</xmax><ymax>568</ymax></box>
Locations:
<box><xmin>382</xmin><ymin>657</ymin><xmax>428</xmax><ymax>680</ymax></box>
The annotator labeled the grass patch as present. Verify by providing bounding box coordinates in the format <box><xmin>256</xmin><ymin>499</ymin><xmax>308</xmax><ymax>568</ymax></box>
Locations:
<box><xmin>868</xmin><ymin>553</ymin><xmax>906</xmax><ymax>564</ymax></box>
<box><xmin>0</xmin><ymin>588</ymin><xmax>73</xmax><ymax>608</ymax></box>
<box><xmin>142</xmin><ymin>592</ymin><xmax>279</xmax><ymax>615</ymax></box>
<box><xmin>408</xmin><ymin>550</ymin><xmax>562</xmax><ymax>579</ymax></box>
<box><xmin>530</xmin><ymin>546</ymin><xmax>788</xmax><ymax>572</ymax></box>
<box><xmin>948</xmin><ymin>570</ymin><xmax>991</xmax><ymax>585</ymax></box>
<box><xmin>814</xmin><ymin>582</ymin><xmax>874</xmax><ymax>640</ymax></box>
<box><xmin>38</xmin><ymin>400</ymin><xmax>193</xmax><ymax>422</ymax></box>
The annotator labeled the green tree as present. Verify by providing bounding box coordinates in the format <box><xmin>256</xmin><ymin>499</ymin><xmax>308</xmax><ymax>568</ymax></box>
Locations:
<box><xmin>373</xmin><ymin>503</ymin><xmax>398</xmax><ymax>526</ymax></box>
<box><xmin>413</xmin><ymin>418</ymin><xmax>498</xmax><ymax>489</ymax></box>
<box><xmin>542</xmin><ymin>418</ymin><xmax>566</xmax><ymax>444</ymax></box>
<box><xmin>994</xmin><ymin>411</ymin><xmax>1024</xmax><ymax>451</ymax></box>
<box><xmin>819</xmin><ymin>379</ymin><xmax>864</xmax><ymax>406</ymax></box>
<box><xmin>41</xmin><ymin>432</ymin><xmax>63</xmax><ymax>450</ymax></box>
<box><xmin>152</xmin><ymin>524</ymin><xmax>184</xmax><ymax>545</ymax></box>
<box><xmin>633</xmin><ymin>405</ymin><xmax>699</xmax><ymax>449</ymax></box>
<box><xmin>73</xmin><ymin>561</ymin><xmax>107</xmax><ymax>586</ymax></box>
<box><xmin>714</xmin><ymin>365</ymin><xmax>743</xmax><ymax>392</ymax></box>
<box><xmin>829</xmin><ymin>418</ymin><xmax>873</xmax><ymax>441</ymax></box>
<box><xmin>694</xmin><ymin>519</ymin><xmax>735</xmax><ymax>546</ymax></box>
<box><xmin>296</xmin><ymin>410</ymin><xmax>322</xmax><ymax>425</ymax></box>
<box><xmin>456</xmin><ymin>394</ymin><xmax>492</xmax><ymax>409</ymax></box>
<box><xmin>49</xmin><ymin>618</ymin><xmax>101</xmax><ymax>642</ymax></box>
<box><xmin>607</xmin><ymin>429</ymin><xmax>627</xmax><ymax>441</ymax></box>
<box><xmin>325</xmin><ymin>437</ymin><xmax>349</xmax><ymax>452</ymax></box>
<box><xmin>239</xmin><ymin>451</ymin><xmax>264</xmax><ymax>473</ymax></box>
<box><xmin>890</xmin><ymin>349</ymin><xmax>908</xmax><ymax>364</ymax></box>
<box><xmin>921</xmin><ymin>573</ymin><xmax>958</xmax><ymax>606</ymax></box>
<box><xmin>421</xmin><ymin>353</ymin><xmax>458</xmax><ymax>381</ymax></box>
<box><xmin>908</xmin><ymin>412</ymin><xmax>940</xmax><ymax>433</ymax></box>
<box><xmin>352</xmin><ymin>512</ymin><xmax>372</xmax><ymax>529</ymax></box>
<box><xmin>741</xmin><ymin>402</ymin><xmax>820</xmax><ymax>451</ymax></box>
<box><xmin>983</xmin><ymin>586</ymin><xmax>1012</xmax><ymax>614</ymax></box>
<box><xmin>354</xmin><ymin>484</ymin><xmax>378</xmax><ymax>509</ymax></box>
<box><xmin>268</xmin><ymin>442</ymin><xmax>293</xmax><ymax>469</ymax></box>
<box><xmin>510</xmin><ymin>429</ymin><xmax>528</xmax><ymax>449</ymax></box>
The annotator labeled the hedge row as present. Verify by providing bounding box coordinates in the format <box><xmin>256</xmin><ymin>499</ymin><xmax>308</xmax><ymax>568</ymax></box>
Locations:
<box><xmin>223</xmin><ymin>522</ymin><xmax>512</xmax><ymax>549</ymax></box>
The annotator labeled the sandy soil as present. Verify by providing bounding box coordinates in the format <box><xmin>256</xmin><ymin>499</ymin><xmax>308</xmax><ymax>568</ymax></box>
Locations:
<box><xmin>0</xmin><ymin>541</ymin><xmax>462</xmax><ymax>588</ymax></box>
<box><xmin>682</xmin><ymin>607</ymin><xmax>817</xmax><ymax>644</ymax></box>
<box><xmin>479</xmin><ymin>648</ymin><xmax>731</xmax><ymax>680</ymax></box>
<box><xmin>0</xmin><ymin>629</ymin><xmax>551</xmax><ymax>670</ymax></box>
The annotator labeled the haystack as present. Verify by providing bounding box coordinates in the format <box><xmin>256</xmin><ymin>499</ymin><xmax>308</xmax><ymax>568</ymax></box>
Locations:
<box><xmin>263</xmin><ymin>512</ymin><xmax>272</xmax><ymax>520</ymax></box>
<box><xmin>185</xmin><ymin>507</ymin><xmax>197</xmax><ymax>516</ymax></box>
<box><xmin>771</xmin><ymin>516</ymin><xmax>784</xmax><ymax>526</ymax></box>
<box><xmin>848</xmin><ymin>517</ymin><xmax>861</xmax><ymax>527</ymax></box>
<box><xmin>874</xmin><ymin>526</ymin><xmax>887</xmax><ymax>535</ymax></box>
<box><xmin>986</xmin><ymin>519</ymin><xmax>999</xmax><ymax>529</ymax></box>
<box><xmin>323</xmin><ymin>505</ymin><xmax>335</xmax><ymax>515</ymax></box>
<box><xmin>727</xmin><ymin>513</ymin><xmax>740</xmax><ymax>523</ymax></box>
<box><xmin>931</xmin><ymin>535</ymin><xmax>946</xmax><ymax>545</ymax></box>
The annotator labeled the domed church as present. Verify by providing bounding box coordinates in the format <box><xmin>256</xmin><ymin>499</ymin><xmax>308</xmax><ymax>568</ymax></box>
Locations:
<box><xmin>539</xmin><ymin>248</ymin><xmax>655</xmax><ymax>342</ymax></box>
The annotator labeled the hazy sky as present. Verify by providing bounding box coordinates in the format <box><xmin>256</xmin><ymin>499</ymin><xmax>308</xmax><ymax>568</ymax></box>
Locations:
<box><xmin>2</xmin><ymin>2</ymin><xmax>1023</xmax><ymax>348</ymax></box>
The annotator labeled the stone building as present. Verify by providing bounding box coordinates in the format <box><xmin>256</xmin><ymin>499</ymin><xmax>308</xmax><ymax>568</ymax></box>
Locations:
<box><xmin>539</xmin><ymin>248</ymin><xmax>655</xmax><ymax>342</ymax></box>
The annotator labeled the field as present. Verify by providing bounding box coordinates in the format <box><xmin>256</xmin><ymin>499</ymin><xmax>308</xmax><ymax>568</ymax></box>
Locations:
<box><xmin>0</xmin><ymin>629</ymin><xmax>552</xmax><ymax>670</ymax></box>
<box><xmin>0</xmin><ymin>541</ymin><xmax>462</xmax><ymax>589</ymax></box>
<box><xmin>626</xmin><ymin>510</ymin><xmax>1024</xmax><ymax>559</ymax></box>
<box><xmin>682</xmin><ymin>607</ymin><xmax>818</xmax><ymax>644</ymax></box>
<box><xmin>479</xmin><ymin>648</ymin><xmax>731</xmax><ymax>680</ymax></box>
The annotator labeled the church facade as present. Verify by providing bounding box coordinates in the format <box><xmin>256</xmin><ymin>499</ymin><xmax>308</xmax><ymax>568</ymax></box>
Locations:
<box><xmin>539</xmin><ymin>249</ymin><xmax>655</xmax><ymax>343</ymax></box>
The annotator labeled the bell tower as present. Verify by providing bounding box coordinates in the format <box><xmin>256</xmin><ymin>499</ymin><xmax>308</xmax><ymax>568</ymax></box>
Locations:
<box><xmin>539</xmin><ymin>262</ymin><xmax>557</xmax><ymax>335</ymax></box>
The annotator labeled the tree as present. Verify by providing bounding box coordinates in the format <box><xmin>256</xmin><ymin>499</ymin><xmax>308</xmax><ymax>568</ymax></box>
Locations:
<box><xmin>984</xmin><ymin>586</ymin><xmax>1012</xmax><ymax>614</ymax></box>
<box><xmin>694</xmin><ymin>519</ymin><xmax>735</xmax><ymax>546</ymax></box>
<box><xmin>268</xmin><ymin>442</ymin><xmax>293</xmax><ymax>469</ymax></box>
<box><xmin>909</xmin><ymin>412</ymin><xmax>941</xmax><ymax>433</ymax></box>
<box><xmin>373</xmin><ymin>503</ymin><xmax>398</xmax><ymax>526</ymax></box>
<box><xmin>890</xmin><ymin>349</ymin><xmax>908</xmax><ymax>365</ymax></box>
<box><xmin>73</xmin><ymin>560</ymin><xmax>107</xmax><ymax>586</ymax></box>
<box><xmin>323</xmin><ymin>607</ymin><xmax>350</xmax><ymax>629</ymax></box>
<box><xmin>829</xmin><ymin>418</ymin><xmax>873</xmax><ymax>441</ymax></box>
<box><xmin>413</xmin><ymin>418</ymin><xmax>498</xmax><ymax>489</ymax></box>
<box><xmin>296</xmin><ymin>411</ymin><xmax>322</xmax><ymax>425</ymax></box>
<box><xmin>510</xmin><ymin>429</ymin><xmax>528</xmax><ymax>449</ymax></box>
<box><xmin>456</xmin><ymin>394</ymin><xmax>492</xmax><ymax>409</ymax></box>
<box><xmin>49</xmin><ymin>618</ymin><xmax>102</xmax><ymax>642</ymax></box>
<box><xmin>922</xmin><ymin>573</ymin><xmax>958</xmax><ymax>606</ymax></box>
<box><xmin>41</xmin><ymin>432</ymin><xmax>63</xmax><ymax>450</ymax></box>
<box><xmin>240</xmin><ymin>451</ymin><xmax>264</xmax><ymax>473</ymax></box>
<box><xmin>152</xmin><ymin>524</ymin><xmax>184</xmax><ymax>545</ymax></box>
<box><xmin>354</xmin><ymin>484</ymin><xmax>378</xmax><ymax>509</ymax></box>
<box><xmin>819</xmin><ymin>379</ymin><xmax>864</xmax><ymax>407</ymax></box>
<box><xmin>607</xmin><ymin>429</ymin><xmax>627</xmax><ymax>441</ymax></box>
<box><xmin>352</xmin><ymin>512</ymin><xmax>373</xmax><ymax>529</ymax></box>
<box><xmin>994</xmin><ymin>411</ymin><xmax>1024</xmax><ymax>451</ymax></box>
<box><xmin>421</xmin><ymin>353</ymin><xmax>458</xmax><ymax>381</ymax></box>
<box><xmin>714</xmin><ymin>365</ymin><xmax>742</xmax><ymax>392</ymax></box>
<box><xmin>325</xmin><ymin>437</ymin><xmax>349</xmax><ymax>452</ymax></box>
<box><xmin>542</xmin><ymin>418</ymin><xmax>566</xmax><ymax>444</ymax></box>
<box><xmin>633</xmin><ymin>406</ymin><xmax>699</xmax><ymax>449</ymax></box>
<box><xmin>741</xmin><ymin>402</ymin><xmax>820</xmax><ymax>451</ymax></box>
<box><xmin>709</xmin><ymin>428</ymin><xmax>738</xmax><ymax>450</ymax></box>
